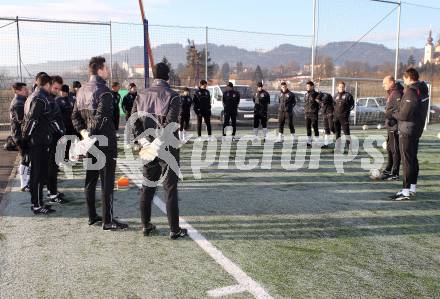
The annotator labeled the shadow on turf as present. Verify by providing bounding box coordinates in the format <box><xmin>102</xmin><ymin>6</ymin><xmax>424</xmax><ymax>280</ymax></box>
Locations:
<box><xmin>189</xmin><ymin>215</ymin><xmax>440</xmax><ymax>240</ymax></box>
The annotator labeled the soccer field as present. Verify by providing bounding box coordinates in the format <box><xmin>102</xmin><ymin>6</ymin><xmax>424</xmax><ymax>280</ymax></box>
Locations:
<box><xmin>1</xmin><ymin>128</ymin><xmax>440</xmax><ymax>298</ymax></box>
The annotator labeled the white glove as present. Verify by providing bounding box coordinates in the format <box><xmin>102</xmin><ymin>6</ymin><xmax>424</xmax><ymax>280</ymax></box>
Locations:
<box><xmin>139</xmin><ymin>138</ymin><xmax>163</xmax><ymax>162</ymax></box>
<box><xmin>138</xmin><ymin>137</ymin><xmax>150</xmax><ymax>148</ymax></box>
<box><xmin>80</xmin><ymin>129</ymin><xmax>90</xmax><ymax>140</ymax></box>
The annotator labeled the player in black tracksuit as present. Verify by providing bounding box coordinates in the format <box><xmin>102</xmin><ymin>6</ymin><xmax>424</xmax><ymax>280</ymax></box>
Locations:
<box><xmin>72</xmin><ymin>56</ymin><xmax>128</xmax><ymax>230</ymax></box>
<box><xmin>304</xmin><ymin>81</ymin><xmax>320</xmax><ymax>147</ymax></box>
<box><xmin>56</xmin><ymin>84</ymin><xmax>76</xmax><ymax>161</ymax></box>
<box><xmin>131</xmin><ymin>62</ymin><xmax>187</xmax><ymax>239</ymax></box>
<box><xmin>111</xmin><ymin>82</ymin><xmax>121</xmax><ymax>133</ymax></box>
<box><xmin>47</xmin><ymin>76</ymin><xmax>67</xmax><ymax>204</ymax></box>
<box><xmin>253</xmin><ymin>82</ymin><xmax>270</xmax><ymax>139</ymax></box>
<box><xmin>10</xmin><ymin>83</ymin><xmax>30</xmax><ymax>191</ymax></box>
<box><xmin>179</xmin><ymin>87</ymin><xmax>192</xmax><ymax>141</ymax></box>
<box><xmin>193</xmin><ymin>80</ymin><xmax>212</xmax><ymax>139</ymax></box>
<box><xmin>319</xmin><ymin>92</ymin><xmax>335</xmax><ymax>148</ymax></box>
<box><xmin>391</xmin><ymin>68</ymin><xmax>429</xmax><ymax>201</ymax></box>
<box><xmin>122</xmin><ymin>83</ymin><xmax>137</xmax><ymax>121</ymax></box>
<box><xmin>23</xmin><ymin>74</ymin><xmax>59</xmax><ymax>215</ymax></box>
<box><xmin>222</xmin><ymin>82</ymin><xmax>240</xmax><ymax>138</ymax></box>
<box><xmin>333</xmin><ymin>81</ymin><xmax>355</xmax><ymax>151</ymax></box>
<box><xmin>276</xmin><ymin>82</ymin><xmax>296</xmax><ymax>142</ymax></box>
<box><xmin>381</xmin><ymin>77</ymin><xmax>403</xmax><ymax>181</ymax></box>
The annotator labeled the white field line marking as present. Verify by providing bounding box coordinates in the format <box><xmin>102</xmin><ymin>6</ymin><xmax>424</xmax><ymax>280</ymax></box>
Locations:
<box><xmin>118</xmin><ymin>159</ymin><xmax>273</xmax><ymax>299</ymax></box>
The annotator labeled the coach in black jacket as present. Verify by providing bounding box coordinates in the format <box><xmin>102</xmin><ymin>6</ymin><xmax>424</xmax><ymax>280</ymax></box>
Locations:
<box><xmin>391</xmin><ymin>68</ymin><xmax>429</xmax><ymax>201</ymax></box>
<box><xmin>304</xmin><ymin>81</ymin><xmax>320</xmax><ymax>147</ymax></box>
<box><xmin>381</xmin><ymin>76</ymin><xmax>403</xmax><ymax>181</ymax></box>
<box><xmin>193</xmin><ymin>80</ymin><xmax>212</xmax><ymax>140</ymax></box>
<box><xmin>111</xmin><ymin>82</ymin><xmax>121</xmax><ymax>132</ymax></box>
<box><xmin>222</xmin><ymin>82</ymin><xmax>240</xmax><ymax>138</ymax></box>
<box><xmin>72</xmin><ymin>56</ymin><xmax>127</xmax><ymax>230</ymax></box>
<box><xmin>132</xmin><ymin>62</ymin><xmax>187</xmax><ymax>239</ymax></box>
<box><xmin>276</xmin><ymin>82</ymin><xmax>296</xmax><ymax>142</ymax></box>
<box><xmin>319</xmin><ymin>92</ymin><xmax>335</xmax><ymax>148</ymax></box>
<box><xmin>253</xmin><ymin>82</ymin><xmax>270</xmax><ymax>139</ymax></box>
<box><xmin>334</xmin><ymin>81</ymin><xmax>354</xmax><ymax>151</ymax></box>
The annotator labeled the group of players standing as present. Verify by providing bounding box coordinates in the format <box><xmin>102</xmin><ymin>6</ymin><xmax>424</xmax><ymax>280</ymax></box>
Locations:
<box><xmin>7</xmin><ymin>53</ymin><xmax>430</xmax><ymax>238</ymax></box>
<box><xmin>178</xmin><ymin>79</ymin><xmax>355</xmax><ymax>151</ymax></box>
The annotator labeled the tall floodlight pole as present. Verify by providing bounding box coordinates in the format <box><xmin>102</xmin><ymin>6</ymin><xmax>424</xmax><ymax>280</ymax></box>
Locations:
<box><xmin>311</xmin><ymin>0</ymin><xmax>317</xmax><ymax>81</ymax></box>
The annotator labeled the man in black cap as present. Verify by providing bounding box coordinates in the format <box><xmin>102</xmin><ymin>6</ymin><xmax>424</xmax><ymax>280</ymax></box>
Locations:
<box><xmin>253</xmin><ymin>82</ymin><xmax>270</xmax><ymax>139</ymax></box>
<box><xmin>276</xmin><ymin>82</ymin><xmax>296</xmax><ymax>143</ymax></box>
<box><xmin>193</xmin><ymin>80</ymin><xmax>213</xmax><ymax>141</ymax></box>
<box><xmin>23</xmin><ymin>74</ymin><xmax>57</xmax><ymax>215</ymax></box>
<box><xmin>122</xmin><ymin>83</ymin><xmax>137</xmax><ymax>121</ymax></box>
<box><xmin>333</xmin><ymin>81</ymin><xmax>355</xmax><ymax>152</ymax></box>
<box><xmin>304</xmin><ymin>81</ymin><xmax>320</xmax><ymax>147</ymax></box>
<box><xmin>10</xmin><ymin>82</ymin><xmax>30</xmax><ymax>191</ymax></box>
<box><xmin>179</xmin><ymin>87</ymin><xmax>192</xmax><ymax>141</ymax></box>
<box><xmin>131</xmin><ymin>62</ymin><xmax>187</xmax><ymax>239</ymax></box>
<box><xmin>319</xmin><ymin>92</ymin><xmax>335</xmax><ymax>148</ymax></box>
<box><xmin>56</xmin><ymin>84</ymin><xmax>76</xmax><ymax>161</ymax></box>
<box><xmin>111</xmin><ymin>82</ymin><xmax>121</xmax><ymax>136</ymax></box>
<box><xmin>222</xmin><ymin>82</ymin><xmax>240</xmax><ymax>140</ymax></box>
<box><xmin>380</xmin><ymin>75</ymin><xmax>403</xmax><ymax>181</ymax></box>
<box><xmin>72</xmin><ymin>56</ymin><xmax>128</xmax><ymax>230</ymax></box>
<box><xmin>391</xmin><ymin>68</ymin><xmax>429</xmax><ymax>201</ymax></box>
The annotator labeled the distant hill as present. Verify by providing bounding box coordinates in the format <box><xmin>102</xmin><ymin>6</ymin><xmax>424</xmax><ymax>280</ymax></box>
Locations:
<box><xmin>0</xmin><ymin>41</ymin><xmax>424</xmax><ymax>77</ymax></box>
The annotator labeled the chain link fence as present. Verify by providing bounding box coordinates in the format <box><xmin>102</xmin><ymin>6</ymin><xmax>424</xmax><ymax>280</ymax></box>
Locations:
<box><xmin>0</xmin><ymin>16</ymin><xmax>438</xmax><ymax>132</ymax></box>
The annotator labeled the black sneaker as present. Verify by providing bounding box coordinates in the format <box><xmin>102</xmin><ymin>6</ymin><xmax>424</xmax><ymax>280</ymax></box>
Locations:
<box><xmin>88</xmin><ymin>215</ymin><xmax>103</xmax><ymax>226</ymax></box>
<box><xmin>386</xmin><ymin>174</ymin><xmax>399</xmax><ymax>181</ymax></box>
<box><xmin>142</xmin><ymin>223</ymin><xmax>157</xmax><ymax>236</ymax></box>
<box><xmin>31</xmin><ymin>205</ymin><xmax>56</xmax><ymax>215</ymax></box>
<box><xmin>391</xmin><ymin>193</ymin><xmax>411</xmax><ymax>201</ymax></box>
<box><xmin>49</xmin><ymin>194</ymin><xmax>69</xmax><ymax>204</ymax></box>
<box><xmin>170</xmin><ymin>228</ymin><xmax>188</xmax><ymax>240</ymax></box>
<box><xmin>21</xmin><ymin>185</ymin><xmax>30</xmax><ymax>192</ymax></box>
<box><xmin>307</xmin><ymin>143</ymin><xmax>312</xmax><ymax>149</ymax></box>
<box><xmin>103</xmin><ymin>219</ymin><xmax>129</xmax><ymax>231</ymax></box>
<box><xmin>389</xmin><ymin>191</ymin><xmax>416</xmax><ymax>199</ymax></box>
<box><xmin>47</xmin><ymin>192</ymin><xmax>65</xmax><ymax>199</ymax></box>
<box><xmin>379</xmin><ymin>170</ymin><xmax>391</xmax><ymax>180</ymax></box>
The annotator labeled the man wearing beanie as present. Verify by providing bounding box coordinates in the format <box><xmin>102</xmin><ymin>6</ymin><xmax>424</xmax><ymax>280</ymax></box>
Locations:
<box><xmin>122</xmin><ymin>82</ymin><xmax>137</xmax><ymax>121</ymax></box>
<box><xmin>131</xmin><ymin>62</ymin><xmax>187</xmax><ymax>239</ymax></box>
<box><xmin>222</xmin><ymin>82</ymin><xmax>240</xmax><ymax>140</ymax></box>
<box><xmin>193</xmin><ymin>80</ymin><xmax>213</xmax><ymax>141</ymax></box>
<box><xmin>56</xmin><ymin>84</ymin><xmax>76</xmax><ymax>161</ymax></box>
<box><xmin>10</xmin><ymin>82</ymin><xmax>30</xmax><ymax>191</ymax></box>
<box><xmin>179</xmin><ymin>87</ymin><xmax>192</xmax><ymax>141</ymax></box>
<box><xmin>111</xmin><ymin>82</ymin><xmax>121</xmax><ymax>135</ymax></box>
<box><xmin>253</xmin><ymin>82</ymin><xmax>270</xmax><ymax>139</ymax></box>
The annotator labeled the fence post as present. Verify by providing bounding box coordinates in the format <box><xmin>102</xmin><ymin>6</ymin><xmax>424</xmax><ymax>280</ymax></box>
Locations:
<box><xmin>109</xmin><ymin>21</ymin><xmax>113</xmax><ymax>83</ymax></box>
<box><xmin>354</xmin><ymin>81</ymin><xmax>358</xmax><ymax>126</ymax></box>
<box><xmin>143</xmin><ymin>18</ymin><xmax>150</xmax><ymax>88</ymax></box>
<box><xmin>331</xmin><ymin>77</ymin><xmax>336</xmax><ymax>97</ymax></box>
<box><xmin>425</xmin><ymin>82</ymin><xmax>432</xmax><ymax>131</ymax></box>
<box><xmin>205</xmin><ymin>26</ymin><xmax>208</xmax><ymax>82</ymax></box>
<box><xmin>16</xmin><ymin>16</ymin><xmax>23</xmax><ymax>82</ymax></box>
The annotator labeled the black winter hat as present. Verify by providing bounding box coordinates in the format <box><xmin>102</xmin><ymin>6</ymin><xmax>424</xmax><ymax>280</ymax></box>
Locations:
<box><xmin>154</xmin><ymin>62</ymin><xmax>170</xmax><ymax>81</ymax></box>
<box><xmin>61</xmin><ymin>84</ymin><xmax>69</xmax><ymax>93</ymax></box>
<box><xmin>257</xmin><ymin>82</ymin><xmax>263</xmax><ymax>88</ymax></box>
